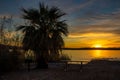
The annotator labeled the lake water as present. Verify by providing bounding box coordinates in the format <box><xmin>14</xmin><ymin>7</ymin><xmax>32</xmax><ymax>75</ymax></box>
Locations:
<box><xmin>63</xmin><ymin>50</ymin><xmax>120</xmax><ymax>61</ymax></box>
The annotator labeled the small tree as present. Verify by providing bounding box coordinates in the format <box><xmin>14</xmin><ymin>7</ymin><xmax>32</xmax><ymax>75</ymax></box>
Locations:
<box><xmin>0</xmin><ymin>16</ymin><xmax>13</xmax><ymax>44</ymax></box>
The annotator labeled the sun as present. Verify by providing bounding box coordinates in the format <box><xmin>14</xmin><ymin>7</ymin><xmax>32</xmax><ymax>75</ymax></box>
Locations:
<box><xmin>93</xmin><ymin>44</ymin><xmax>102</xmax><ymax>48</ymax></box>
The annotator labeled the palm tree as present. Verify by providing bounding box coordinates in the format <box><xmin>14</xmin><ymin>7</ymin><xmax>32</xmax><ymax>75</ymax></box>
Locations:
<box><xmin>16</xmin><ymin>3</ymin><xmax>68</xmax><ymax>69</ymax></box>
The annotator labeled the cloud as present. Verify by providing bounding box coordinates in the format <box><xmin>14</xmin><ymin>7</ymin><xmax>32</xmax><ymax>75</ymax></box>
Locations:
<box><xmin>66</xmin><ymin>0</ymin><xmax>96</xmax><ymax>13</ymax></box>
<box><xmin>75</xmin><ymin>8</ymin><xmax>120</xmax><ymax>24</ymax></box>
<box><xmin>0</xmin><ymin>14</ymin><xmax>14</xmax><ymax>18</ymax></box>
<box><xmin>68</xmin><ymin>34</ymin><xmax>87</xmax><ymax>38</ymax></box>
<box><xmin>43</xmin><ymin>0</ymin><xmax>96</xmax><ymax>14</ymax></box>
<box><xmin>70</xmin><ymin>25</ymin><xmax>120</xmax><ymax>35</ymax></box>
<box><xmin>90</xmin><ymin>9</ymin><xmax>120</xmax><ymax>21</ymax></box>
<box><xmin>69</xmin><ymin>9</ymin><xmax>120</xmax><ymax>35</ymax></box>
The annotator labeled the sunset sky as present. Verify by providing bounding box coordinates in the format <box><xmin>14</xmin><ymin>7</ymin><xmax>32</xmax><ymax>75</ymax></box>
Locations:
<box><xmin>0</xmin><ymin>0</ymin><xmax>120</xmax><ymax>48</ymax></box>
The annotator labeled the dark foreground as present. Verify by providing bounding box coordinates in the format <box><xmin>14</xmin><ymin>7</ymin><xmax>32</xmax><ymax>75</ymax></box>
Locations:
<box><xmin>0</xmin><ymin>60</ymin><xmax>120</xmax><ymax>80</ymax></box>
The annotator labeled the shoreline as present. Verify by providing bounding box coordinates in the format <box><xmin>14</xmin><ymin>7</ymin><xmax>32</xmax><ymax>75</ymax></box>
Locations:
<box><xmin>63</xmin><ymin>48</ymin><xmax>120</xmax><ymax>50</ymax></box>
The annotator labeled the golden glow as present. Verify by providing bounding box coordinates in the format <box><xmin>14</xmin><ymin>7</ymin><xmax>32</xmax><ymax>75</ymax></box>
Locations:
<box><xmin>64</xmin><ymin>33</ymin><xmax>120</xmax><ymax>48</ymax></box>
<box><xmin>93</xmin><ymin>44</ymin><xmax>102</xmax><ymax>48</ymax></box>
<box><xmin>93</xmin><ymin>50</ymin><xmax>102</xmax><ymax>58</ymax></box>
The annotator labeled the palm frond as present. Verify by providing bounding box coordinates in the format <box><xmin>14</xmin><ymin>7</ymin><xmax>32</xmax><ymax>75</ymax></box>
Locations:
<box><xmin>16</xmin><ymin>26</ymin><xmax>26</xmax><ymax>31</ymax></box>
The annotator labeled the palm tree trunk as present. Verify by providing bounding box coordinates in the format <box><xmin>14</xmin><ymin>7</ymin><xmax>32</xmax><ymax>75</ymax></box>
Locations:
<box><xmin>35</xmin><ymin>51</ymin><xmax>48</xmax><ymax>69</ymax></box>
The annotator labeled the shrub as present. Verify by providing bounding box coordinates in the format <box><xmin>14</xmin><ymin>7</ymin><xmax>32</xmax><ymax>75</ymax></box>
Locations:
<box><xmin>0</xmin><ymin>49</ymin><xmax>23</xmax><ymax>74</ymax></box>
<box><xmin>59</xmin><ymin>54</ymin><xmax>71</xmax><ymax>61</ymax></box>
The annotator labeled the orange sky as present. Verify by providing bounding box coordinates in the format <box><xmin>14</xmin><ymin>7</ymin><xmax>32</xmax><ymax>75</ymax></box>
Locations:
<box><xmin>64</xmin><ymin>32</ymin><xmax>120</xmax><ymax>48</ymax></box>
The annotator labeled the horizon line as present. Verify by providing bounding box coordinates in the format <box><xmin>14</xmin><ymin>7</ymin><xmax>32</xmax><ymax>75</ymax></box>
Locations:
<box><xmin>63</xmin><ymin>47</ymin><xmax>120</xmax><ymax>50</ymax></box>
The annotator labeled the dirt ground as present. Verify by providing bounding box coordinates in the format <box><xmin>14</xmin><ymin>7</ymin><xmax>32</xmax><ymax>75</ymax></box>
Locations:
<box><xmin>1</xmin><ymin>60</ymin><xmax>120</xmax><ymax>80</ymax></box>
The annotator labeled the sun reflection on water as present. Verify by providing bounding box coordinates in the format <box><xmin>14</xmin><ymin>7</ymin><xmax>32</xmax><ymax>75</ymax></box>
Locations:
<box><xmin>63</xmin><ymin>50</ymin><xmax>120</xmax><ymax>61</ymax></box>
<box><xmin>93</xmin><ymin>50</ymin><xmax>102</xmax><ymax>58</ymax></box>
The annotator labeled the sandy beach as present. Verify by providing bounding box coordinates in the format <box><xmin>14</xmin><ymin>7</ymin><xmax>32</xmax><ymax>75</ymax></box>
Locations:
<box><xmin>0</xmin><ymin>60</ymin><xmax>120</xmax><ymax>80</ymax></box>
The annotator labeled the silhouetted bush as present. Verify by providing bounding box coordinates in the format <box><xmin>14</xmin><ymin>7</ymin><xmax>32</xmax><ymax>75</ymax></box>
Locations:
<box><xmin>48</xmin><ymin>54</ymin><xmax>71</xmax><ymax>62</ymax></box>
<box><xmin>59</xmin><ymin>54</ymin><xmax>71</xmax><ymax>61</ymax></box>
<box><xmin>0</xmin><ymin>49</ymin><xmax>23</xmax><ymax>74</ymax></box>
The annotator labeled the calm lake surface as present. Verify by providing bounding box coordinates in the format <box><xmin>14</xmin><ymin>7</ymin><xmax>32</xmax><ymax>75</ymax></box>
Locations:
<box><xmin>63</xmin><ymin>50</ymin><xmax>120</xmax><ymax>61</ymax></box>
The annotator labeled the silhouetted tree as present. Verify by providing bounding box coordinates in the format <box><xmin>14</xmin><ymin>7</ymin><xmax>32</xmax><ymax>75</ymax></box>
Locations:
<box><xmin>0</xmin><ymin>16</ymin><xmax>13</xmax><ymax>44</ymax></box>
<box><xmin>16</xmin><ymin>3</ymin><xmax>68</xmax><ymax>69</ymax></box>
